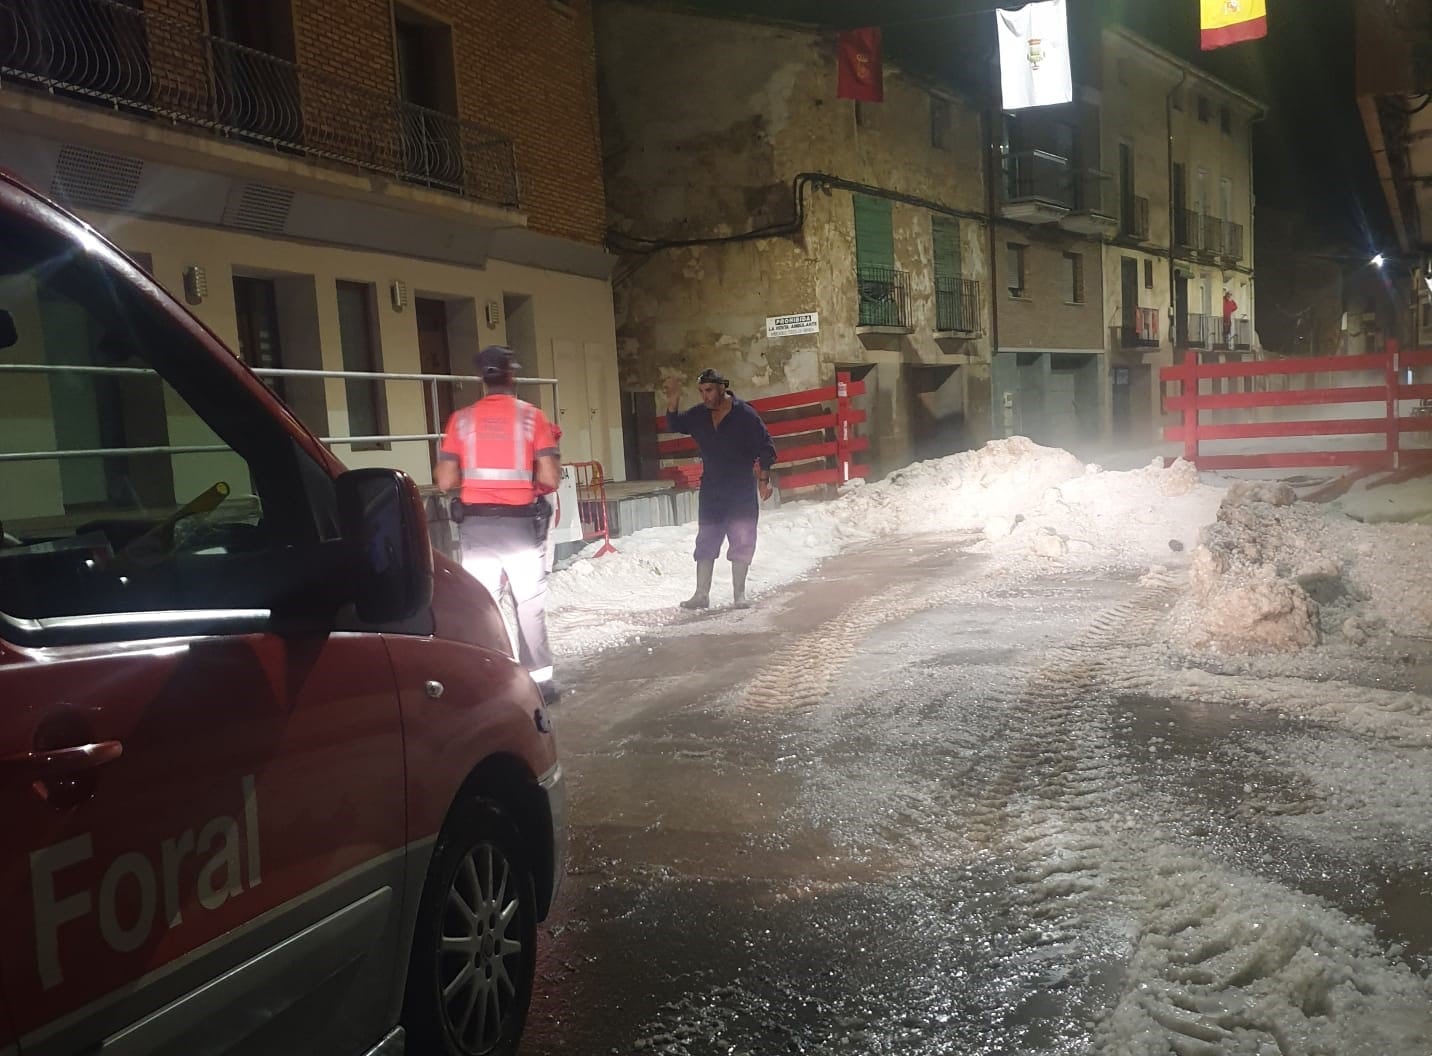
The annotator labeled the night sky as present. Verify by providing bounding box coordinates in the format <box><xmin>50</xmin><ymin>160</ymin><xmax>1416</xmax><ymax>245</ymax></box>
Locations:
<box><xmin>623</xmin><ymin>0</ymin><xmax>1393</xmax><ymax>253</ymax></box>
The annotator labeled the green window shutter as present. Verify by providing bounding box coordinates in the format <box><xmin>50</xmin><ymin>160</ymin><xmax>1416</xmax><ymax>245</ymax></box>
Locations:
<box><xmin>853</xmin><ymin>194</ymin><xmax>894</xmax><ymax>273</ymax></box>
<box><xmin>932</xmin><ymin>216</ymin><xmax>961</xmax><ymax>282</ymax></box>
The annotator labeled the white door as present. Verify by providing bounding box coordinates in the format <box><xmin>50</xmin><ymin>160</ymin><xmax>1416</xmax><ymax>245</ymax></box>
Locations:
<box><xmin>552</xmin><ymin>339</ymin><xmax>593</xmax><ymax>466</ymax></box>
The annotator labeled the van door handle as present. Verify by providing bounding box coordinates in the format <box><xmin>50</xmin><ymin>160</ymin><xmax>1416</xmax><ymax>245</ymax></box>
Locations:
<box><xmin>1</xmin><ymin>741</ymin><xmax>124</xmax><ymax>783</ymax></box>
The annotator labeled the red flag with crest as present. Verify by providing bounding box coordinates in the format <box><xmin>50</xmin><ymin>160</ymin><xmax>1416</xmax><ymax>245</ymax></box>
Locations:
<box><xmin>837</xmin><ymin>27</ymin><xmax>884</xmax><ymax>102</ymax></box>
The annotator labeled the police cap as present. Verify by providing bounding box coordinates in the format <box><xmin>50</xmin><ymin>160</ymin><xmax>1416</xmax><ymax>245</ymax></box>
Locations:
<box><xmin>475</xmin><ymin>345</ymin><xmax>520</xmax><ymax>380</ymax></box>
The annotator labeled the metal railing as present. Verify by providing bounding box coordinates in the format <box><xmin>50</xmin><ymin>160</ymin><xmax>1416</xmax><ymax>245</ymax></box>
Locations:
<box><xmin>0</xmin><ymin>0</ymin><xmax>519</xmax><ymax>208</ymax></box>
<box><xmin>1002</xmin><ymin>149</ymin><xmax>1071</xmax><ymax>206</ymax></box>
<box><xmin>1184</xmin><ymin>313</ymin><xmax>1214</xmax><ymax>349</ymax></box>
<box><xmin>1173</xmin><ymin>208</ymin><xmax>1245</xmax><ymax>260</ymax></box>
<box><xmin>856</xmin><ymin>264</ymin><xmax>912</xmax><ymax>329</ymax></box>
<box><xmin>0</xmin><ymin>363</ymin><xmax>559</xmax><ymax>463</ymax></box>
<box><xmin>1119</xmin><ymin>306</ymin><xmax>1160</xmax><ymax>348</ymax></box>
<box><xmin>1070</xmin><ymin>168</ymin><xmax>1113</xmax><ymax>215</ymax></box>
<box><xmin>1175</xmin><ymin>207</ymin><xmax>1200</xmax><ymax>251</ymax></box>
<box><xmin>935</xmin><ymin>276</ymin><xmax>980</xmax><ymax>333</ymax></box>
<box><xmin>1121</xmin><ymin>195</ymin><xmax>1150</xmax><ymax>239</ymax></box>
<box><xmin>1222</xmin><ymin>220</ymin><xmax>1245</xmax><ymax>261</ymax></box>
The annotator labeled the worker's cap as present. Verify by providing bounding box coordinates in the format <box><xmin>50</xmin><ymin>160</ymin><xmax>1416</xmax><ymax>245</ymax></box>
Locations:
<box><xmin>475</xmin><ymin>345</ymin><xmax>520</xmax><ymax>378</ymax></box>
<box><xmin>697</xmin><ymin>368</ymin><xmax>729</xmax><ymax>387</ymax></box>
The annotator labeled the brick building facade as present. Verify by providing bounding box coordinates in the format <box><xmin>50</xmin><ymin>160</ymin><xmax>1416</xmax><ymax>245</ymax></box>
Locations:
<box><xmin>0</xmin><ymin>0</ymin><xmax>621</xmax><ymax>510</ymax></box>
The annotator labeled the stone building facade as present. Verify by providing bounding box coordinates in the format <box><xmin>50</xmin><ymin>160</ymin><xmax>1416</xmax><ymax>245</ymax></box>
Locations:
<box><xmin>598</xmin><ymin>3</ymin><xmax>995</xmax><ymax>475</ymax></box>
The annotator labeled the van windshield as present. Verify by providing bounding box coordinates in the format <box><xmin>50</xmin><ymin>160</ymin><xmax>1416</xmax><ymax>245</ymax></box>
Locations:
<box><xmin>0</xmin><ymin>205</ymin><xmax>334</xmax><ymax>624</ymax></box>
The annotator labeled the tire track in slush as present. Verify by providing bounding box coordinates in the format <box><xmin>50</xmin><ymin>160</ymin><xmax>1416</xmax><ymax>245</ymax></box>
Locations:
<box><xmin>747</xmin><ymin>563</ymin><xmax>1432</xmax><ymax>1053</ymax></box>
<box><xmin>956</xmin><ymin>572</ymin><xmax>1432</xmax><ymax>1056</ymax></box>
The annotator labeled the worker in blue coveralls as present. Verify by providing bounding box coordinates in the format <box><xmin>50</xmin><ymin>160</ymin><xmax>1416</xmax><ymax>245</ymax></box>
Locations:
<box><xmin>663</xmin><ymin>368</ymin><xmax>777</xmax><ymax>610</ymax></box>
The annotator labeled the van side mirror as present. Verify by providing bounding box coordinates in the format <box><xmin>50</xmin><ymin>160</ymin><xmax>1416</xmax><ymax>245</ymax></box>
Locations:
<box><xmin>336</xmin><ymin>468</ymin><xmax>434</xmax><ymax>623</ymax></box>
<box><xmin>0</xmin><ymin>310</ymin><xmax>16</xmax><ymax>350</ymax></box>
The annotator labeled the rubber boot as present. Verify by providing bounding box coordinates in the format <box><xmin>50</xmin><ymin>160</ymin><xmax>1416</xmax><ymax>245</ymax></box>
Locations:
<box><xmin>680</xmin><ymin>560</ymin><xmax>714</xmax><ymax>610</ymax></box>
<box><xmin>732</xmin><ymin>562</ymin><xmax>751</xmax><ymax>609</ymax></box>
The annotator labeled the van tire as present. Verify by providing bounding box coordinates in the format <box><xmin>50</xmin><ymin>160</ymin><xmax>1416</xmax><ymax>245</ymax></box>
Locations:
<box><xmin>403</xmin><ymin>798</ymin><xmax>537</xmax><ymax>1056</ymax></box>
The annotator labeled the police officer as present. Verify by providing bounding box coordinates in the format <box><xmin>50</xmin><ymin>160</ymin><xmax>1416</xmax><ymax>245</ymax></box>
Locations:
<box><xmin>435</xmin><ymin>346</ymin><xmax>561</xmax><ymax>702</ymax></box>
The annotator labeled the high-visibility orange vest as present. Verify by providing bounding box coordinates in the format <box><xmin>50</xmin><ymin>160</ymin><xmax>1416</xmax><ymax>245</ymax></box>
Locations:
<box><xmin>439</xmin><ymin>394</ymin><xmax>559</xmax><ymax>506</ymax></box>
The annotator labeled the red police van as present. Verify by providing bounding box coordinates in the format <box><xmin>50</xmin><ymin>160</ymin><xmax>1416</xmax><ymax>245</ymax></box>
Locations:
<box><xmin>0</xmin><ymin>172</ymin><xmax>564</xmax><ymax>1055</ymax></box>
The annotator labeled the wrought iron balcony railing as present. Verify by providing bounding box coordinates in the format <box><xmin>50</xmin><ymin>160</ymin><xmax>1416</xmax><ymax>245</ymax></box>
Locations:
<box><xmin>936</xmin><ymin>277</ymin><xmax>980</xmax><ymax>333</ymax></box>
<box><xmin>1002</xmin><ymin>149</ymin><xmax>1072</xmax><ymax>207</ymax></box>
<box><xmin>0</xmin><ymin>0</ymin><xmax>520</xmax><ymax>209</ymax></box>
<box><xmin>1185</xmin><ymin>312</ymin><xmax>1214</xmax><ymax>349</ymax></box>
<box><xmin>1070</xmin><ymin>168</ymin><xmax>1114</xmax><ymax>215</ymax></box>
<box><xmin>1221</xmin><ymin>220</ymin><xmax>1245</xmax><ymax>261</ymax></box>
<box><xmin>1175</xmin><ymin>207</ymin><xmax>1200</xmax><ymax>251</ymax></box>
<box><xmin>1121</xmin><ymin>195</ymin><xmax>1150</xmax><ymax>240</ymax></box>
<box><xmin>1120</xmin><ymin>306</ymin><xmax>1160</xmax><ymax>348</ymax></box>
<box><xmin>856</xmin><ymin>265</ymin><xmax>912</xmax><ymax>329</ymax></box>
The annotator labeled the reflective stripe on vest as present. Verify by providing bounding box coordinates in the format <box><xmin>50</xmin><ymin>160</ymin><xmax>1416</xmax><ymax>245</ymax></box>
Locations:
<box><xmin>456</xmin><ymin>396</ymin><xmax>537</xmax><ymax>492</ymax></box>
<box><xmin>463</xmin><ymin>468</ymin><xmax>534</xmax><ymax>481</ymax></box>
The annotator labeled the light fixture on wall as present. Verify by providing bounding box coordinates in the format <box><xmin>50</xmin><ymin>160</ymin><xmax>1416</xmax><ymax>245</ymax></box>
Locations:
<box><xmin>182</xmin><ymin>265</ymin><xmax>207</xmax><ymax>306</ymax></box>
<box><xmin>390</xmin><ymin>280</ymin><xmax>408</xmax><ymax>313</ymax></box>
<box><xmin>485</xmin><ymin>300</ymin><xmax>502</xmax><ymax>329</ymax></box>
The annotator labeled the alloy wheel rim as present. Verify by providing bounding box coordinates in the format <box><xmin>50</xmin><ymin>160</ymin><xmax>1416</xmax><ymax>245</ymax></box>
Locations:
<box><xmin>439</xmin><ymin>842</ymin><xmax>524</xmax><ymax>1053</ymax></box>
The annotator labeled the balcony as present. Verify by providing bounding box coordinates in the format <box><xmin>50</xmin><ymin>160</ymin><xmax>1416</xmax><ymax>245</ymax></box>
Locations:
<box><xmin>1001</xmin><ymin>149</ymin><xmax>1071</xmax><ymax>223</ymax></box>
<box><xmin>1120</xmin><ymin>195</ymin><xmax>1150</xmax><ymax>241</ymax></box>
<box><xmin>935</xmin><ymin>277</ymin><xmax>980</xmax><ymax>334</ymax></box>
<box><xmin>0</xmin><ymin>0</ymin><xmax>519</xmax><ymax>209</ymax></box>
<box><xmin>1060</xmin><ymin>169</ymin><xmax>1119</xmax><ymax>237</ymax></box>
<box><xmin>1117</xmin><ymin>306</ymin><xmax>1160</xmax><ymax>349</ymax></box>
<box><xmin>1175</xmin><ymin>207</ymin><xmax>1200</xmax><ymax>252</ymax></box>
<box><xmin>1221</xmin><ymin>220</ymin><xmax>1245</xmax><ymax>261</ymax></box>
<box><xmin>1173</xmin><ymin>208</ymin><xmax>1246</xmax><ymax>261</ymax></box>
<box><xmin>1212</xmin><ymin>317</ymin><xmax>1254</xmax><ymax>351</ymax></box>
<box><xmin>857</xmin><ymin>265</ymin><xmax>912</xmax><ymax>331</ymax></box>
<box><xmin>1184</xmin><ymin>312</ymin><xmax>1214</xmax><ymax>349</ymax></box>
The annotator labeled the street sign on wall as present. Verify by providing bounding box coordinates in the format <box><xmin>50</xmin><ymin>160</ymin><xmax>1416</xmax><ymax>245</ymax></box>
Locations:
<box><xmin>766</xmin><ymin>313</ymin><xmax>820</xmax><ymax>338</ymax></box>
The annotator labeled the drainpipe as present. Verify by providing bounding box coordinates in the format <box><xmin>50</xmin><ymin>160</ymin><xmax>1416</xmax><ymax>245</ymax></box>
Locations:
<box><xmin>1167</xmin><ymin>69</ymin><xmax>1189</xmax><ymax>359</ymax></box>
<box><xmin>984</xmin><ymin>58</ymin><xmax>1004</xmax><ymax>441</ymax></box>
<box><xmin>1246</xmin><ymin>104</ymin><xmax>1267</xmax><ymax>356</ymax></box>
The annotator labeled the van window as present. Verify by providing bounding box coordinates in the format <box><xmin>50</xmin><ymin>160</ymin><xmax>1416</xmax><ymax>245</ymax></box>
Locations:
<box><xmin>0</xmin><ymin>207</ymin><xmax>340</xmax><ymax>627</ymax></box>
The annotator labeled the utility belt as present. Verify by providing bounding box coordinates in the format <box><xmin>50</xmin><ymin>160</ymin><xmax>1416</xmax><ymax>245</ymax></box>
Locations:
<box><xmin>451</xmin><ymin>496</ymin><xmax>552</xmax><ymax>544</ymax></box>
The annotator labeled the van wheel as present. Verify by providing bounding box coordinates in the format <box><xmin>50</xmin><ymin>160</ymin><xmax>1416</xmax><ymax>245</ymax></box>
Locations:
<box><xmin>404</xmin><ymin>799</ymin><xmax>536</xmax><ymax>1056</ymax></box>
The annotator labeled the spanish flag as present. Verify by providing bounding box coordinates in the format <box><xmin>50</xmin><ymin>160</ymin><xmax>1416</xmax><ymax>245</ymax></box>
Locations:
<box><xmin>1201</xmin><ymin>0</ymin><xmax>1268</xmax><ymax>50</ymax></box>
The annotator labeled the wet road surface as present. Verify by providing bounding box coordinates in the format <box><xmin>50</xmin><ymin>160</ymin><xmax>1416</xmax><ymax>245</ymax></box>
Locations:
<box><xmin>525</xmin><ymin>538</ymin><xmax>1432</xmax><ymax>1055</ymax></box>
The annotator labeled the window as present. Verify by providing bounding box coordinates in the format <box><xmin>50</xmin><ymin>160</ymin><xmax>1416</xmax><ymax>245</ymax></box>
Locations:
<box><xmin>336</xmin><ymin>281</ymin><xmax>388</xmax><ymax>448</ymax></box>
<box><xmin>1171</xmin><ymin>86</ymin><xmax>1185</xmax><ymax>111</ymax></box>
<box><xmin>930</xmin><ymin>96</ymin><xmax>951</xmax><ymax>151</ymax></box>
<box><xmin>233</xmin><ymin>276</ymin><xmax>287</xmax><ymax>402</ymax></box>
<box><xmin>1007</xmin><ymin>243</ymin><xmax>1027</xmax><ymax>298</ymax></box>
<box><xmin>1219</xmin><ymin>105</ymin><xmax>1232</xmax><ymax>135</ymax></box>
<box><xmin>854</xmin><ymin>101</ymin><xmax>867</xmax><ymax>128</ymax></box>
<box><xmin>394</xmin><ymin>5</ymin><xmax>459</xmax><ymax>184</ymax></box>
<box><xmin>1144</xmin><ymin>259</ymin><xmax>1155</xmax><ymax>289</ymax></box>
<box><xmin>1197</xmin><ymin>95</ymin><xmax>1211</xmax><ymax>123</ymax></box>
<box><xmin>0</xmin><ymin>206</ymin><xmax>341</xmax><ymax>629</ymax></box>
<box><xmin>1064</xmin><ymin>252</ymin><xmax>1085</xmax><ymax>304</ymax></box>
<box><xmin>854</xmin><ymin>195</ymin><xmax>904</xmax><ymax>327</ymax></box>
<box><xmin>933</xmin><ymin>216</ymin><xmax>970</xmax><ymax>331</ymax></box>
<box><xmin>854</xmin><ymin>194</ymin><xmax>894</xmax><ymax>272</ymax></box>
<box><xmin>208</xmin><ymin>0</ymin><xmax>298</xmax><ymax>142</ymax></box>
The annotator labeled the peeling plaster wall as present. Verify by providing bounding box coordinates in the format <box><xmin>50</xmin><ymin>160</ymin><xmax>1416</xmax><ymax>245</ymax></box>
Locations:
<box><xmin>599</xmin><ymin>2</ymin><xmax>994</xmax><ymax>474</ymax></box>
